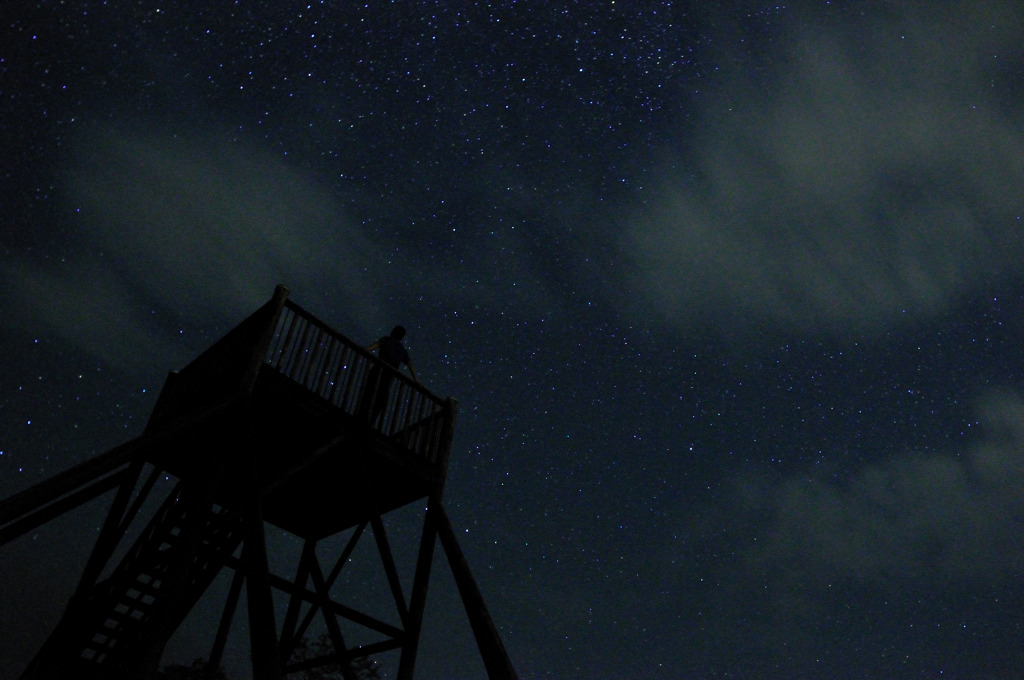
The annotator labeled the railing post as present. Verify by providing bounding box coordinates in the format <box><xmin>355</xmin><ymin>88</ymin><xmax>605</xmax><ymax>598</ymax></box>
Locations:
<box><xmin>241</xmin><ymin>284</ymin><xmax>290</xmax><ymax>394</ymax></box>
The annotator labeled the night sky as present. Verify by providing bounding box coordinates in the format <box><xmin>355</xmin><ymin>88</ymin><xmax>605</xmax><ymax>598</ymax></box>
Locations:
<box><xmin>3</xmin><ymin>1</ymin><xmax>1024</xmax><ymax>678</ymax></box>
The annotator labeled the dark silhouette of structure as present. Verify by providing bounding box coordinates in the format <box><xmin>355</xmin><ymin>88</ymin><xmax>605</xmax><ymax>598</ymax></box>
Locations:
<box><xmin>0</xmin><ymin>285</ymin><xmax>517</xmax><ymax>680</ymax></box>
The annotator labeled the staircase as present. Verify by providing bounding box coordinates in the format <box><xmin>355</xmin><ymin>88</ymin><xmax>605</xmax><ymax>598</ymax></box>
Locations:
<box><xmin>26</xmin><ymin>483</ymin><xmax>245</xmax><ymax>678</ymax></box>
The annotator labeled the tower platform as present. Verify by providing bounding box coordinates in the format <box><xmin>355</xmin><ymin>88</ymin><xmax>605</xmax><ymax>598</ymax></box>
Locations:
<box><xmin>142</xmin><ymin>285</ymin><xmax>455</xmax><ymax>539</ymax></box>
<box><xmin>0</xmin><ymin>285</ymin><xmax>516</xmax><ymax>680</ymax></box>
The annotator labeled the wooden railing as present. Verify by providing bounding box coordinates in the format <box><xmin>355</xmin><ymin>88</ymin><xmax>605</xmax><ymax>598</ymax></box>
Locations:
<box><xmin>265</xmin><ymin>301</ymin><xmax>453</xmax><ymax>465</ymax></box>
<box><xmin>146</xmin><ymin>286</ymin><xmax>453</xmax><ymax>467</ymax></box>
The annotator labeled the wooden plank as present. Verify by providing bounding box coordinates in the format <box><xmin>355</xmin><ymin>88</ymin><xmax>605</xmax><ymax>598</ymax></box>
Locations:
<box><xmin>0</xmin><ymin>438</ymin><xmax>141</xmax><ymax>529</ymax></box>
<box><xmin>0</xmin><ymin>468</ymin><xmax>130</xmax><ymax>547</ymax></box>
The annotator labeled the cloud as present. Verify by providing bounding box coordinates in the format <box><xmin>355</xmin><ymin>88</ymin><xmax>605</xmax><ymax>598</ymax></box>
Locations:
<box><xmin>625</xmin><ymin>2</ymin><xmax>1024</xmax><ymax>336</ymax></box>
<box><xmin>749</xmin><ymin>389</ymin><xmax>1024</xmax><ymax>588</ymax></box>
<box><xmin>2</xmin><ymin>125</ymin><xmax>385</xmax><ymax>374</ymax></box>
<box><xmin>661</xmin><ymin>388</ymin><xmax>1024</xmax><ymax>671</ymax></box>
<box><xmin>1</xmin><ymin>257</ymin><xmax>158</xmax><ymax>369</ymax></box>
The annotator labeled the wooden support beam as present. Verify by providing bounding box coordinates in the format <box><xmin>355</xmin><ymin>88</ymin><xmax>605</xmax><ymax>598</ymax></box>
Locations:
<box><xmin>435</xmin><ymin>504</ymin><xmax>518</xmax><ymax>680</ymax></box>
<box><xmin>307</xmin><ymin>548</ymin><xmax>359</xmax><ymax>680</ymax></box>
<box><xmin>207</xmin><ymin>566</ymin><xmax>245</xmax><ymax>680</ymax></box>
<box><xmin>279</xmin><ymin>521</ymin><xmax>380</xmax><ymax>647</ymax></box>
<box><xmin>72</xmin><ymin>458</ymin><xmax>149</xmax><ymax>601</ymax></box>
<box><xmin>217</xmin><ymin>551</ymin><xmax>406</xmax><ymax>640</ymax></box>
<box><xmin>356</xmin><ymin>445</ymin><xmax>411</xmax><ymax>627</ymax></box>
<box><xmin>240</xmin><ymin>456</ymin><xmax>282</xmax><ymax>680</ymax></box>
<box><xmin>0</xmin><ymin>395</ymin><xmax>243</xmax><ymax>543</ymax></box>
<box><xmin>0</xmin><ymin>467</ymin><xmax>129</xmax><ymax>547</ymax></box>
<box><xmin>0</xmin><ymin>437</ymin><xmax>142</xmax><ymax>534</ymax></box>
<box><xmin>279</xmin><ymin>539</ymin><xmax>316</xmax><ymax>662</ymax></box>
<box><xmin>242</xmin><ymin>497</ymin><xmax>282</xmax><ymax>680</ymax></box>
<box><xmin>369</xmin><ymin>512</ymin><xmax>410</xmax><ymax>625</ymax></box>
<box><xmin>396</xmin><ymin>498</ymin><xmax>439</xmax><ymax>680</ymax></box>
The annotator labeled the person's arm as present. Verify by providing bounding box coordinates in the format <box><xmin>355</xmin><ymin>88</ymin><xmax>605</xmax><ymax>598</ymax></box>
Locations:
<box><xmin>366</xmin><ymin>340</ymin><xmax>379</xmax><ymax>352</ymax></box>
<box><xmin>406</xmin><ymin>361</ymin><xmax>419</xmax><ymax>383</ymax></box>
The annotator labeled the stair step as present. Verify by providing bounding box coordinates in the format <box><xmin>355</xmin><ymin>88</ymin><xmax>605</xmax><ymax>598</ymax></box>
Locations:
<box><xmin>65</xmin><ymin>500</ymin><xmax>245</xmax><ymax>669</ymax></box>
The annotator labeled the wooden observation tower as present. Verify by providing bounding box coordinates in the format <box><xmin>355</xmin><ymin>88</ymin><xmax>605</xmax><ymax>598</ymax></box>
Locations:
<box><xmin>0</xmin><ymin>285</ymin><xmax>517</xmax><ymax>680</ymax></box>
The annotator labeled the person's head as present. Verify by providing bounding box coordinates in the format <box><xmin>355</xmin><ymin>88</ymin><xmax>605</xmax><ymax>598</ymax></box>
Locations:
<box><xmin>390</xmin><ymin>325</ymin><xmax>406</xmax><ymax>340</ymax></box>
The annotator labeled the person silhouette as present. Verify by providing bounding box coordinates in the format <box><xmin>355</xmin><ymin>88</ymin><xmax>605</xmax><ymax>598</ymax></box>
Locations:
<box><xmin>360</xmin><ymin>325</ymin><xmax>418</xmax><ymax>428</ymax></box>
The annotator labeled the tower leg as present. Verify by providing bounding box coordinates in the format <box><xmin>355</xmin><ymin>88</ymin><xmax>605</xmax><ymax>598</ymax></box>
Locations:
<box><xmin>242</xmin><ymin>495</ymin><xmax>282</xmax><ymax>680</ymax></box>
<box><xmin>435</xmin><ymin>505</ymin><xmax>518</xmax><ymax>680</ymax></box>
<box><xmin>207</xmin><ymin>564</ymin><xmax>245</xmax><ymax>680</ymax></box>
<box><xmin>396</xmin><ymin>499</ymin><xmax>440</xmax><ymax>680</ymax></box>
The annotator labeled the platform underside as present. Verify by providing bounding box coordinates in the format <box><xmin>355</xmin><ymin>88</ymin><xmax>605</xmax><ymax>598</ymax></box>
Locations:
<box><xmin>145</xmin><ymin>366</ymin><xmax>440</xmax><ymax>540</ymax></box>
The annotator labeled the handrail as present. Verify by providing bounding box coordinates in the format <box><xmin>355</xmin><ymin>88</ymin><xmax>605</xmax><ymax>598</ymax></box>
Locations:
<box><xmin>265</xmin><ymin>301</ymin><xmax>451</xmax><ymax>464</ymax></box>
<box><xmin>143</xmin><ymin>288</ymin><xmax>453</xmax><ymax>467</ymax></box>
